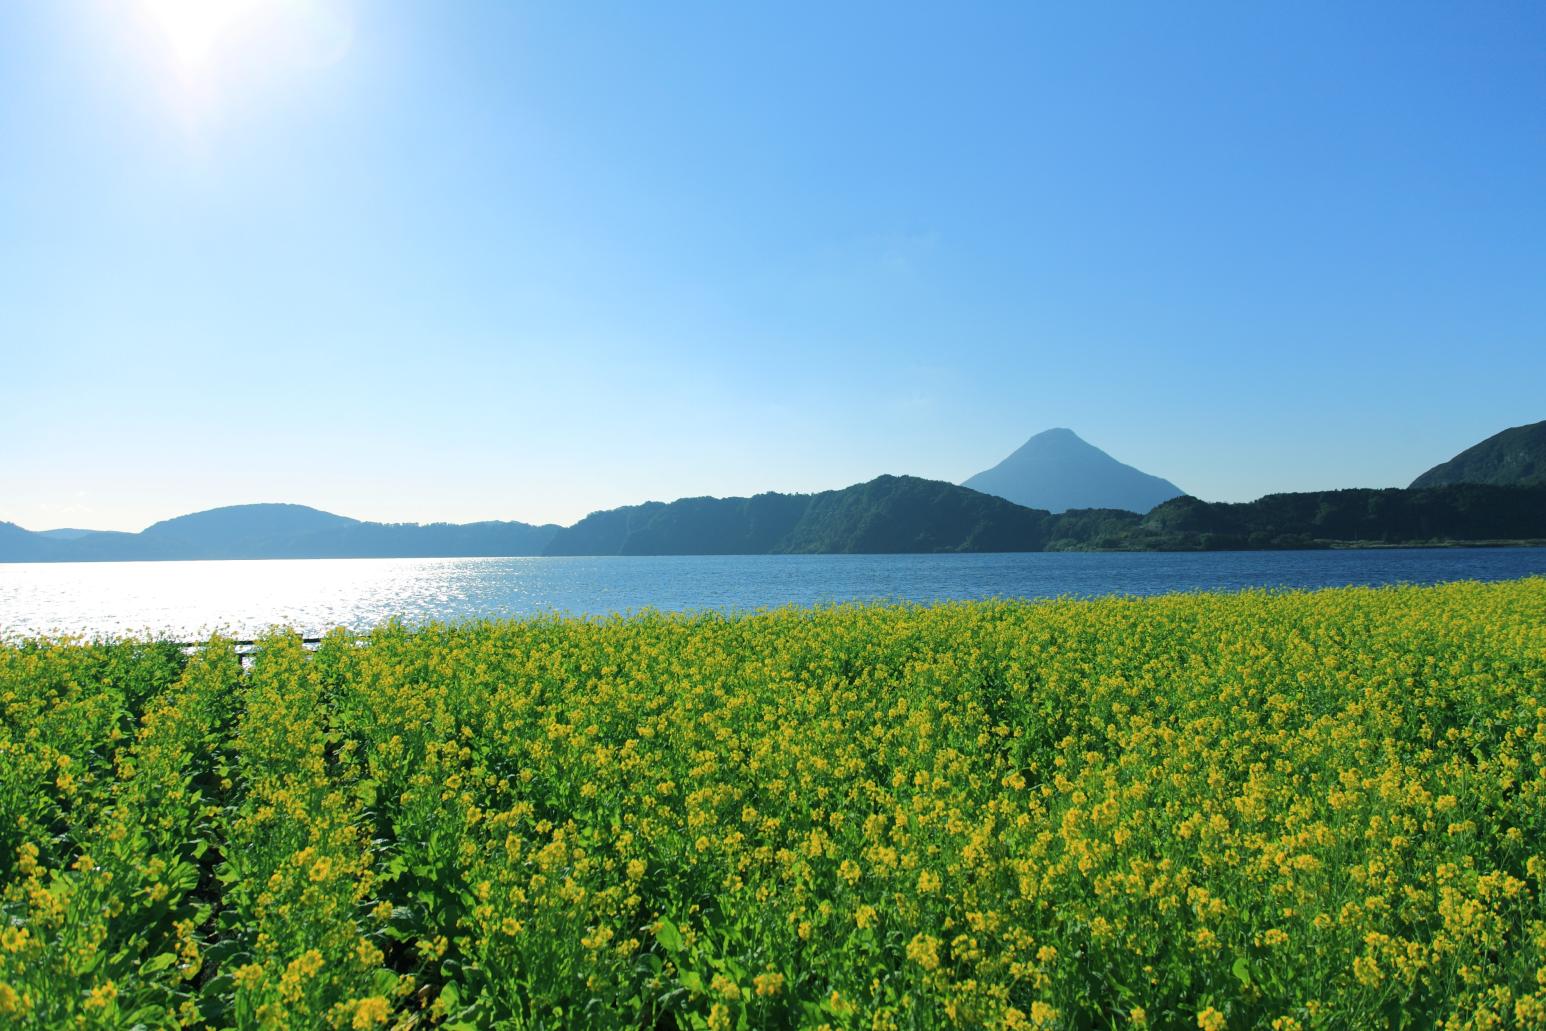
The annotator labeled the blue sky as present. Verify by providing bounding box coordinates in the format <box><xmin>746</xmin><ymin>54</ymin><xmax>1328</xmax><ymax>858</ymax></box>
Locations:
<box><xmin>3</xmin><ymin>2</ymin><xmax>1543</xmax><ymax>531</ymax></box>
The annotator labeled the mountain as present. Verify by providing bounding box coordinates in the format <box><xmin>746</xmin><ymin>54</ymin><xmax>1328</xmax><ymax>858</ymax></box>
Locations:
<box><xmin>258</xmin><ymin>520</ymin><xmax>561</xmax><ymax>559</ymax></box>
<box><xmin>5</xmin><ymin>477</ymin><xmax>1544</xmax><ymax>564</ymax></box>
<box><xmin>143</xmin><ymin>503</ymin><xmax>359</xmax><ymax>546</ymax></box>
<box><xmin>1410</xmin><ymin>420</ymin><xmax>1546</xmax><ymax>489</ymax></box>
<box><xmin>37</xmin><ymin>528</ymin><xmax>102</xmax><ymax>540</ymax></box>
<box><xmin>963</xmin><ymin>428</ymin><xmax>1184</xmax><ymax>514</ymax></box>
<box><xmin>0</xmin><ymin>522</ymin><xmax>62</xmax><ymax>562</ymax></box>
<box><xmin>543</xmin><ymin>475</ymin><xmax>1054</xmax><ymax>555</ymax></box>
<box><xmin>1113</xmin><ymin>482</ymin><xmax>1546</xmax><ymax>550</ymax></box>
<box><xmin>542</xmin><ymin>493</ymin><xmax>811</xmax><ymax>556</ymax></box>
<box><xmin>0</xmin><ymin>504</ymin><xmax>560</xmax><ymax>562</ymax></box>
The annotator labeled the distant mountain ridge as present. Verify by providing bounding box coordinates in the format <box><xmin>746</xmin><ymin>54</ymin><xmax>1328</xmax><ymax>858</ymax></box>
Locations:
<box><xmin>7</xmin><ymin>479</ymin><xmax>1542</xmax><ymax>563</ymax></box>
<box><xmin>0</xmin><ymin>505</ymin><xmax>561</xmax><ymax>562</ymax></box>
<box><xmin>1411</xmin><ymin>420</ymin><xmax>1546</xmax><ymax>489</ymax></box>
<box><xmin>1124</xmin><ymin>483</ymin><xmax>1546</xmax><ymax>550</ymax></box>
<box><xmin>143</xmin><ymin>503</ymin><xmax>359</xmax><ymax>543</ymax></box>
<box><xmin>4</xmin><ymin>420</ymin><xmax>1545</xmax><ymax>561</ymax></box>
<box><xmin>0</xmin><ymin>481</ymin><xmax>1052</xmax><ymax>561</ymax></box>
<box><xmin>963</xmin><ymin>428</ymin><xmax>1184</xmax><ymax>513</ymax></box>
<box><xmin>545</xmin><ymin>475</ymin><xmax>1051</xmax><ymax>555</ymax></box>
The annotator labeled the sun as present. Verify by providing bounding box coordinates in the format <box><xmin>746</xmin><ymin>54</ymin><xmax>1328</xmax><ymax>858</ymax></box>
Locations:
<box><xmin>142</xmin><ymin>0</ymin><xmax>267</xmax><ymax>74</ymax></box>
<box><xmin>132</xmin><ymin>0</ymin><xmax>354</xmax><ymax>105</ymax></box>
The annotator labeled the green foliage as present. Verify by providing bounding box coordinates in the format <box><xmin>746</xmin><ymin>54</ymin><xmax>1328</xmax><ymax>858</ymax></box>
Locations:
<box><xmin>545</xmin><ymin>475</ymin><xmax>1054</xmax><ymax>555</ymax></box>
<box><xmin>1116</xmin><ymin>483</ymin><xmax>1546</xmax><ymax>550</ymax></box>
<box><xmin>776</xmin><ymin>475</ymin><xmax>1050</xmax><ymax>553</ymax></box>
<box><xmin>3</xmin><ymin>582</ymin><xmax>1546</xmax><ymax>1027</ymax></box>
<box><xmin>540</xmin><ymin>478</ymin><xmax>1546</xmax><ymax>554</ymax></box>
<box><xmin>7</xmin><ymin>477</ymin><xmax>1545</xmax><ymax>562</ymax></box>
<box><xmin>1411</xmin><ymin>420</ymin><xmax>1546</xmax><ymax>488</ymax></box>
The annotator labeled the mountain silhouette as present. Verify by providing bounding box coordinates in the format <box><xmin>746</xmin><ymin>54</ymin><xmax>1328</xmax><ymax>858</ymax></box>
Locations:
<box><xmin>543</xmin><ymin>475</ymin><xmax>1053</xmax><ymax>555</ymax></box>
<box><xmin>143</xmin><ymin>503</ymin><xmax>358</xmax><ymax>541</ymax></box>
<box><xmin>962</xmin><ymin>428</ymin><xmax>1184</xmax><ymax>513</ymax></box>
<box><xmin>1410</xmin><ymin>420</ymin><xmax>1546</xmax><ymax>489</ymax></box>
<box><xmin>4</xmin><ymin>474</ymin><xmax>1544</xmax><ymax>563</ymax></box>
<box><xmin>0</xmin><ymin>504</ymin><xmax>560</xmax><ymax>562</ymax></box>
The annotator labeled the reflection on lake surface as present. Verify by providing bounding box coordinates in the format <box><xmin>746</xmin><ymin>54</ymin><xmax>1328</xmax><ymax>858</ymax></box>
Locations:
<box><xmin>1</xmin><ymin>548</ymin><xmax>1544</xmax><ymax>641</ymax></box>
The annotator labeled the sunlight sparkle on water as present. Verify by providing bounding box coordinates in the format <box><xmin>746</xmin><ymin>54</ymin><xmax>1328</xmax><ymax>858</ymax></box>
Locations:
<box><xmin>3</xmin><ymin>551</ymin><xmax>1544</xmax><ymax>643</ymax></box>
<box><xmin>0</xmin><ymin>558</ymin><xmax>493</xmax><ymax>641</ymax></box>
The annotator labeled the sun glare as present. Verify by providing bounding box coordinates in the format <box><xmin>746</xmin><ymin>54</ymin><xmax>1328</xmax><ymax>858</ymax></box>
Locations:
<box><xmin>142</xmin><ymin>0</ymin><xmax>264</xmax><ymax>73</ymax></box>
<box><xmin>135</xmin><ymin>0</ymin><xmax>353</xmax><ymax>99</ymax></box>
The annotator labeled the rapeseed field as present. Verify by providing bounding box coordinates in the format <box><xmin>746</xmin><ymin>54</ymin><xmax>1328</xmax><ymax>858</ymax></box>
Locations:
<box><xmin>2</xmin><ymin>579</ymin><xmax>1544</xmax><ymax>1029</ymax></box>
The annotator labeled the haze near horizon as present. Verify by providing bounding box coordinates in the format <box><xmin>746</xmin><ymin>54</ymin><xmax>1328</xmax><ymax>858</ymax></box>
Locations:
<box><xmin>3</xmin><ymin>2</ymin><xmax>1544</xmax><ymax>532</ymax></box>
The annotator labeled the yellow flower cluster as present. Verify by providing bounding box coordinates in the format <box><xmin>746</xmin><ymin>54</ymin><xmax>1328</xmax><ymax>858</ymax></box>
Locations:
<box><xmin>0</xmin><ymin>638</ymin><xmax>233</xmax><ymax>1026</ymax></box>
<box><xmin>219</xmin><ymin>631</ymin><xmax>404</xmax><ymax>1027</ymax></box>
<box><xmin>1</xmin><ymin>578</ymin><xmax>1543</xmax><ymax>1027</ymax></box>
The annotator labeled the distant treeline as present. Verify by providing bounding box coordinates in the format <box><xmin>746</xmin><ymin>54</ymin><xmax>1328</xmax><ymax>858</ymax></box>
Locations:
<box><xmin>548</xmin><ymin>478</ymin><xmax>1546</xmax><ymax>554</ymax></box>
<box><xmin>3</xmin><ymin>479</ymin><xmax>1544</xmax><ymax>562</ymax></box>
<box><xmin>544</xmin><ymin>475</ymin><xmax>1047</xmax><ymax>555</ymax></box>
<box><xmin>1063</xmin><ymin>482</ymin><xmax>1546</xmax><ymax>551</ymax></box>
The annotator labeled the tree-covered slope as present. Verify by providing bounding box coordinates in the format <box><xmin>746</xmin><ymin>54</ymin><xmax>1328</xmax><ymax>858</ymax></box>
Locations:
<box><xmin>1411</xmin><ymin>420</ymin><xmax>1546</xmax><ymax>488</ymax></box>
<box><xmin>5</xmin><ymin>480</ymin><xmax>1544</xmax><ymax>562</ymax></box>
<box><xmin>542</xmin><ymin>493</ymin><xmax>810</xmax><ymax>556</ymax></box>
<box><xmin>1116</xmin><ymin>483</ymin><xmax>1546</xmax><ymax>550</ymax></box>
<box><xmin>776</xmin><ymin>475</ymin><xmax>1051</xmax><ymax>553</ymax></box>
<box><xmin>544</xmin><ymin>476</ymin><xmax>1052</xmax><ymax>555</ymax></box>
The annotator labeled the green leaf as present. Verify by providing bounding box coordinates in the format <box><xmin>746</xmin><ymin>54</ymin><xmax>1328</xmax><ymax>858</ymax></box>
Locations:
<box><xmin>141</xmin><ymin>952</ymin><xmax>179</xmax><ymax>974</ymax></box>
<box><xmin>201</xmin><ymin>939</ymin><xmax>246</xmax><ymax>969</ymax></box>
<box><xmin>124</xmin><ymin>1003</ymin><xmax>164</xmax><ymax>1027</ymax></box>
<box><xmin>656</xmin><ymin>920</ymin><xmax>684</xmax><ymax>953</ymax></box>
<box><xmin>433</xmin><ymin>981</ymin><xmax>461</xmax><ymax>1019</ymax></box>
<box><xmin>1231</xmin><ymin>955</ymin><xmax>1251</xmax><ymax>988</ymax></box>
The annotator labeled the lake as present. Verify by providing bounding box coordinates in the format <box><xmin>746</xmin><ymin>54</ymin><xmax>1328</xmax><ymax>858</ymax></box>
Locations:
<box><xmin>2</xmin><ymin>547</ymin><xmax>1544</xmax><ymax>641</ymax></box>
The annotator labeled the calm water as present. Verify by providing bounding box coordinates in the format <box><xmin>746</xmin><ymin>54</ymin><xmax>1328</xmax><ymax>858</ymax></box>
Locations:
<box><xmin>1</xmin><ymin>548</ymin><xmax>1543</xmax><ymax>641</ymax></box>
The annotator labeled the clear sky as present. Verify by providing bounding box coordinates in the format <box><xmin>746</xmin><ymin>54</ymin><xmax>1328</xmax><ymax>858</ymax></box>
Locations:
<box><xmin>3</xmin><ymin>2</ymin><xmax>1543</xmax><ymax>532</ymax></box>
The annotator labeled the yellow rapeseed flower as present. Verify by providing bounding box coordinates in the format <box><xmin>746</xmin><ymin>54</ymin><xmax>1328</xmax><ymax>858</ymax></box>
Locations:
<box><xmin>351</xmin><ymin>996</ymin><xmax>390</xmax><ymax>1028</ymax></box>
